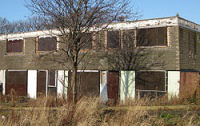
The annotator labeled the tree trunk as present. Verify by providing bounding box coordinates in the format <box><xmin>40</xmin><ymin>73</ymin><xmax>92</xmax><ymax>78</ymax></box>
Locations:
<box><xmin>71</xmin><ymin>65</ymin><xmax>78</xmax><ymax>103</ymax></box>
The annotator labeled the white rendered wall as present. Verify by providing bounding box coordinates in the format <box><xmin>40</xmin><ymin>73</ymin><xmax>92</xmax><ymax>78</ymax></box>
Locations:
<box><xmin>63</xmin><ymin>71</ymin><xmax>68</xmax><ymax>98</ymax></box>
<box><xmin>57</xmin><ymin>70</ymin><xmax>65</xmax><ymax>97</ymax></box>
<box><xmin>120</xmin><ymin>71</ymin><xmax>135</xmax><ymax>101</ymax></box>
<box><xmin>0</xmin><ymin>70</ymin><xmax>6</xmax><ymax>95</ymax></box>
<box><xmin>168</xmin><ymin>71</ymin><xmax>180</xmax><ymax>98</ymax></box>
<box><xmin>100</xmin><ymin>71</ymin><xmax>108</xmax><ymax>102</ymax></box>
<box><xmin>28</xmin><ymin>70</ymin><xmax>37</xmax><ymax>98</ymax></box>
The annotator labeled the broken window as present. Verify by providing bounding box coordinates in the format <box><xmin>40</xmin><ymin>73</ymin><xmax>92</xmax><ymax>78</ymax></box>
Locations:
<box><xmin>48</xmin><ymin>70</ymin><xmax>56</xmax><ymax>87</ymax></box>
<box><xmin>7</xmin><ymin>39</ymin><xmax>24</xmax><ymax>53</ymax></box>
<box><xmin>107</xmin><ymin>31</ymin><xmax>120</xmax><ymax>49</ymax></box>
<box><xmin>123</xmin><ymin>30</ymin><xmax>135</xmax><ymax>49</ymax></box>
<box><xmin>38</xmin><ymin>37</ymin><xmax>57</xmax><ymax>51</ymax></box>
<box><xmin>95</xmin><ymin>31</ymin><xmax>105</xmax><ymax>51</ymax></box>
<box><xmin>136</xmin><ymin>27</ymin><xmax>167</xmax><ymax>46</ymax></box>
<box><xmin>80</xmin><ymin>33</ymin><xmax>93</xmax><ymax>49</ymax></box>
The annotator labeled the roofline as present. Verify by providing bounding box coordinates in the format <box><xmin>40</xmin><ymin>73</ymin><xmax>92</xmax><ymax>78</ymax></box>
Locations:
<box><xmin>0</xmin><ymin>16</ymin><xmax>199</xmax><ymax>41</ymax></box>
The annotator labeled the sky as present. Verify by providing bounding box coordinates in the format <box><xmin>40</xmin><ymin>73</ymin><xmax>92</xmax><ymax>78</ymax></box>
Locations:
<box><xmin>0</xmin><ymin>0</ymin><xmax>200</xmax><ymax>24</ymax></box>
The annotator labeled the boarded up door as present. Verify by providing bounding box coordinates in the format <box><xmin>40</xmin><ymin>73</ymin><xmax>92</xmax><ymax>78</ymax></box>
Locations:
<box><xmin>180</xmin><ymin>72</ymin><xmax>200</xmax><ymax>99</ymax></box>
<box><xmin>6</xmin><ymin>71</ymin><xmax>27</xmax><ymax>96</ymax></box>
<box><xmin>107</xmin><ymin>71</ymin><xmax>119</xmax><ymax>103</ymax></box>
<box><xmin>37</xmin><ymin>71</ymin><xmax>47</xmax><ymax>96</ymax></box>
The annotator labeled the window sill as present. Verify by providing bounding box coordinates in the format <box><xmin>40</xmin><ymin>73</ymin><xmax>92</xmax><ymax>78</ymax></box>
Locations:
<box><xmin>135</xmin><ymin>45</ymin><xmax>169</xmax><ymax>48</ymax></box>
<box><xmin>36</xmin><ymin>50</ymin><xmax>58</xmax><ymax>55</ymax></box>
<box><xmin>4</xmin><ymin>52</ymin><xmax>25</xmax><ymax>56</ymax></box>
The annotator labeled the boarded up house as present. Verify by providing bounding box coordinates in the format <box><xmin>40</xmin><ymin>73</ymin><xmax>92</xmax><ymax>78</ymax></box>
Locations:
<box><xmin>0</xmin><ymin>15</ymin><xmax>200</xmax><ymax>102</ymax></box>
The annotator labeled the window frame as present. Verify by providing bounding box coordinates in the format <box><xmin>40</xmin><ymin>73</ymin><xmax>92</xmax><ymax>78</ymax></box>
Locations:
<box><xmin>6</xmin><ymin>38</ymin><xmax>25</xmax><ymax>54</ymax></box>
<box><xmin>80</xmin><ymin>32</ymin><xmax>95</xmax><ymax>52</ymax></box>
<box><xmin>106</xmin><ymin>30</ymin><xmax>121</xmax><ymax>50</ymax></box>
<box><xmin>48</xmin><ymin>70</ymin><xmax>57</xmax><ymax>88</ymax></box>
<box><xmin>135</xmin><ymin>70</ymin><xmax>167</xmax><ymax>92</ymax></box>
<box><xmin>36</xmin><ymin>36</ymin><xmax>59</xmax><ymax>53</ymax></box>
<box><xmin>135</xmin><ymin>27</ymin><xmax>169</xmax><ymax>48</ymax></box>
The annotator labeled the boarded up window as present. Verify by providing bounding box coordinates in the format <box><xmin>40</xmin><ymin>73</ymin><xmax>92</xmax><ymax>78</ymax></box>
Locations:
<box><xmin>48</xmin><ymin>70</ymin><xmax>56</xmax><ymax>86</ymax></box>
<box><xmin>68</xmin><ymin>72</ymin><xmax>100</xmax><ymax>98</ymax></box>
<box><xmin>107</xmin><ymin>31</ymin><xmax>120</xmax><ymax>49</ymax></box>
<box><xmin>38</xmin><ymin>37</ymin><xmax>57</xmax><ymax>51</ymax></box>
<box><xmin>135</xmin><ymin>71</ymin><xmax>165</xmax><ymax>91</ymax></box>
<box><xmin>81</xmin><ymin>33</ymin><xmax>93</xmax><ymax>49</ymax></box>
<box><xmin>123</xmin><ymin>30</ymin><xmax>134</xmax><ymax>49</ymax></box>
<box><xmin>7</xmin><ymin>39</ymin><xmax>23</xmax><ymax>53</ymax></box>
<box><xmin>137</xmin><ymin>27</ymin><xmax>167</xmax><ymax>46</ymax></box>
<box><xmin>95</xmin><ymin>31</ymin><xmax>105</xmax><ymax>51</ymax></box>
<box><xmin>6</xmin><ymin>71</ymin><xmax>27</xmax><ymax>96</ymax></box>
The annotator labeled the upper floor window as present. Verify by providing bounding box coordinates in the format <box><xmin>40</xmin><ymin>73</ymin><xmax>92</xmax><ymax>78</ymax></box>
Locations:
<box><xmin>136</xmin><ymin>27</ymin><xmax>167</xmax><ymax>46</ymax></box>
<box><xmin>48</xmin><ymin>70</ymin><xmax>56</xmax><ymax>87</ymax></box>
<box><xmin>107</xmin><ymin>30</ymin><xmax>120</xmax><ymax>49</ymax></box>
<box><xmin>7</xmin><ymin>39</ymin><xmax>24</xmax><ymax>53</ymax></box>
<box><xmin>37</xmin><ymin>36</ymin><xmax>57</xmax><ymax>52</ymax></box>
<box><xmin>80</xmin><ymin>33</ymin><xmax>93</xmax><ymax>50</ymax></box>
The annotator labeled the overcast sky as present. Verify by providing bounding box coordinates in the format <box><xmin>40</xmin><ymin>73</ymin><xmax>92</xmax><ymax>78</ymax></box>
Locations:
<box><xmin>0</xmin><ymin>0</ymin><xmax>200</xmax><ymax>24</ymax></box>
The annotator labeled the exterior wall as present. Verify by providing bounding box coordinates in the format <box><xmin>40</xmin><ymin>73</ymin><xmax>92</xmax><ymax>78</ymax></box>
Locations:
<box><xmin>120</xmin><ymin>71</ymin><xmax>135</xmax><ymax>101</ymax></box>
<box><xmin>168</xmin><ymin>71</ymin><xmax>180</xmax><ymax>98</ymax></box>
<box><xmin>28</xmin><ymin>70</ymin><xmax>37</xmax><ymax>98</ymax></box>
<box><xmin>180</xmin><ymin>72</ymin><xmax>200</xmax><ymax>99</ymax></box>
<box><xmin>0</xmin><ymin>26</ymin><xmax>180</xmax><ymax>71</ymax></box>
<box><xmin>179</xmin><ymin>26</ymin><xmax>200</xmax><ymax>70</ymax></box>
<box><xmin>0</xmin><ymin>70</ymin><xmax>6</xmax><ymax>95</ymax></box>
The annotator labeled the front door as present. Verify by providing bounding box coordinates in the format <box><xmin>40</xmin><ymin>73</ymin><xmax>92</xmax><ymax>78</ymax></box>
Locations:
<box><xmin>37</xmin><ymin>71</ymin><xmax>47</xmax><ymax>96</ymax></box>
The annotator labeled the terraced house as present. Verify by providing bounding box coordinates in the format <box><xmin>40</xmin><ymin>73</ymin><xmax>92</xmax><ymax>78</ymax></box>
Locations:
<box><xmin>0</xmin><ymin>15</ymin><xmax>200</xmax><ymax>102</ymax></box>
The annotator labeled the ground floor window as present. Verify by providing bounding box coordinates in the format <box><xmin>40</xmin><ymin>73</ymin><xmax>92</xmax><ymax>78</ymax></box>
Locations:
<box><xmin>135</xmin><ymin>71</ymin><xmax>166</xmax><ymax>98</ymax></box>
<box><xmin>6</xmin><ymin>70</ymin><xmax>27</xmax><ymax>96</ymax></box>
<box><xmin>68</xmin><ymin>71</ymin><xmax>100</xmax><ymax>99</ymax></box>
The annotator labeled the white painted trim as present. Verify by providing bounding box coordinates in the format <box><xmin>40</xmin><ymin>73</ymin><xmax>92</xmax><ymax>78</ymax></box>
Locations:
<box><xmin>46</xmin><ymin>70</ymin><xmax>48</xmax><ymax>96</ymax></box>
<box><xmin>0</xmin><ymin>70</ymin><xmax>6</xmax><ymax>95</ymax></box>
<box><xmin>8</xmin><ymin>38</ymin><xmax>23</xmax><ymax>41</ymax></box>
<box><xmin>77</xmin><ymin>70</ymin><xmax>99</xmax><ymax>72</ymax></box>
<box><xmin>7</xmin><ymin>70</ymin><xmax>27</xmax><ymax>71</ymax></box>
<box><xmin>39</xmin><ymin>35</ymin><xmax>57</xmax><ymax>38</ymax></box>
<box><xmin>28</xmin><ymin>70</ymin><xmax>37</xmax><ymax>99</ymax></box>
<box><xmin>64</xmin><ymin>70</ymin><xmax>69</xmax><ymax>98</ymax></box>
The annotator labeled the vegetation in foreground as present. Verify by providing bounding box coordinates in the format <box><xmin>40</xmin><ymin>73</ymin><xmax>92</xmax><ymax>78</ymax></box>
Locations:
<box><xmin>0</xmin><ymin>94</ymin><xmax>200</xmax><ymax>126</ymax></box>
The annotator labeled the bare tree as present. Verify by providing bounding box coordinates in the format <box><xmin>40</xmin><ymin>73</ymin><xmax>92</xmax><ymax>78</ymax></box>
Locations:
<box><xmin>0</xmin><ymin>16</ymin><xmax>45</xmax><ymax>34</ymax></box>
<box><xmin>26</xmin><ymin>0</ymin><xmax>136</xmax><ymax>102</ymax></box>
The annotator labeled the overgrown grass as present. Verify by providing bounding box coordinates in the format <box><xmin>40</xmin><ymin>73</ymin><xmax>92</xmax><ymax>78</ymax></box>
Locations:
<box><xmin>0</xmin><ymin>95</ymin><xmax>199</xmax><ymax>126</ymax></box>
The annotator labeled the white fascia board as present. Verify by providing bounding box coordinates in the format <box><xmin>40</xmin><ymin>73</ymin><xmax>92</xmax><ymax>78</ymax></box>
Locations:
<box><xmin>8</xmin><ymin>38</ymin><xmax>23</xmax><ymax>41</ymax></box>
<box><xmin>0</xmin><ymin>30</ymin><xmax>61</xmax><ymax>41</ymax></box>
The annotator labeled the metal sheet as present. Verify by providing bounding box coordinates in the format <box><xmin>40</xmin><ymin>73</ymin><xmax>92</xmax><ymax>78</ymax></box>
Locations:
<box><xmin>28</xmin><ymin>70</ymin><xmax>37</xmax><ymax>98</ymax></box>
<box><xmin>100</xmin><ymin>71</ymin><xmax>108</xmax><ymax>102</ymax></box>
<box><xmin>168</xmin><ymin>71</ymin><xmax>180</xmax><ymax>98</ymax></box>
<box><xmin>107</xmin><ymin>71</ymin><xmax>119</xmax><ymax>103</ymax></box>
<box><xmin>120</xmin><ymin>71</ymin><xmax>135</xmax><ymax>101</ymax></box>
